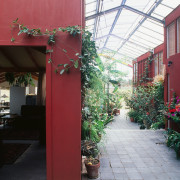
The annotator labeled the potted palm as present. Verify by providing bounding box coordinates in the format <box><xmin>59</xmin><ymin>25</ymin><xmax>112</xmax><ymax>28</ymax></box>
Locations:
<box><xmin>81</xmin><ymin>140</ymin><xmax>100</xmax><ymax>179</ymax></box>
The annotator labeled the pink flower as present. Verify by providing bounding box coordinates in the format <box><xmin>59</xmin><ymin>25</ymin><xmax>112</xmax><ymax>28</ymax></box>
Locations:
<box><xmin>168</xmin><ymin>116</ymin><xmax>170</xmax><ymax>118</ymax></box>
<box><xmin>172</xmin><ymin>114</ymin><xmax>175</xmax><ymax>116</ymax></box>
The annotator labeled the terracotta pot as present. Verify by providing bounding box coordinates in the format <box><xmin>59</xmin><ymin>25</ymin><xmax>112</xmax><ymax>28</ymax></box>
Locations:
<box><xmin>85</xmin><ymin>159</ymin><xmax>100</xmax><ymax>179</ymax></box>
<box><xmin>130</xmin><ymin>118</ymin><xmax>134</xmax><ymax>122</ymax></box>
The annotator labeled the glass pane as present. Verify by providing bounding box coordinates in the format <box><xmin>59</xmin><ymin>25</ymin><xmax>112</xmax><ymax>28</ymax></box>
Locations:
<box><xmin>159</xmin><ymin>51</ymin><xmax>164</xmax><ymax>75</ymax></box>
<box><xmin>167</xmin><ymin>22</ymin><xmax>175</xmax><ymax>58</ymax></box>
<box><xmin>177</xmin><ymin>18</ymin><xmax>180</xmax><ymax>53</ymax></box>
<box><xmin>154</xmin><ymin>53</ymin><xmax>158</xmax><ymax>76</ymax></box>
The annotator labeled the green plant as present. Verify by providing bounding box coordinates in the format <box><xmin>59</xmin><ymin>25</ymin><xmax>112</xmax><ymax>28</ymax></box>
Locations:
<box><xmin>165</xmin><ymin>92</ymin><xmax>180</xmax><ymax>123</ymax></box>
<box><xmin>5</xmin><ymin>72</ymin><xmax>34</xmax><ymax>86</ymax></box>
<box><xmin>127</xmin><ymin>110</ymin><xmax>139</xmax><ymax>122</ymax></box>
<box><xmin>81</xmin><ymin>140</ymin><xmax>99</xmax><ymax>158</ymax></box>
<box><xmin>5</xmin><ymin>73</ymin><xmax>15</xmax><ymax>85</ymax></box>
<box><xmin>166</xmin><ymin>129</ymin><xmax>180</xmax><ymax>159</ymax></box>
<box><xmin>125</xmin><ymin>82</ymin><xmax>165</xmax><ymax>128</ymax></box>
<box><xmin>150</xmin><ymin>119</ymin><xmax>165</xmax><ymax>130</ymax></box>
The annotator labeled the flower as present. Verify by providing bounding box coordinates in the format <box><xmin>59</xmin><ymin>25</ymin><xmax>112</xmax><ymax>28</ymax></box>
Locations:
<box><xmin>175</xmin><ymin>105</ymin><xmax>180</xmax><ymax>111</ymax></box>
<box><xmin>172</xmin><ymin>114</ymin><xmax>175</xmax><ymax>117</ymax></box>
<box><xmin>169</xmin><ymin>109</ymin><xmax>176</xmax><ymax>113</ymax></box>
<box><xmin>146</xmin><ymin>112</ymin><xmax>150</xmax><ymax>115</ymax></box>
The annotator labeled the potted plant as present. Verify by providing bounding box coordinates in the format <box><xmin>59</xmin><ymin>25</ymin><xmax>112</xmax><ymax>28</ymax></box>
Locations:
<box><xmin>127</xmin><ymin>110</ymin><xmax>138</xmax><ymax>122</ymax></box>
<box><xmin>81</xmin><ymin>140</ymin><xmax>100</xmax><ymax>179</ymax></box>
<box><xmin>84</xmin><ymin>157</ymin><xmax>100</xmax><ymax>179</ymax></box>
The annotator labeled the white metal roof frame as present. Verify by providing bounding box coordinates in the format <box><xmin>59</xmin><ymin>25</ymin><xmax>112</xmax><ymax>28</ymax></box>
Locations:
<box><xmin>85</xmin><ymin>0</ymin><xmax>180</xmax><ymax>62</ymax></box>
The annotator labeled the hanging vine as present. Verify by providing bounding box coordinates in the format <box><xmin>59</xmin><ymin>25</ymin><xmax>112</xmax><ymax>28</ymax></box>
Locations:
<box><xmin>10</xmin><ymin>18</ymin><xmax>99</xmax><ymax>90</ymax></box>
<box><xmin>139</xmin><ymin>51</ymin><xmax>154</xmax><ymax>84</ymax></box>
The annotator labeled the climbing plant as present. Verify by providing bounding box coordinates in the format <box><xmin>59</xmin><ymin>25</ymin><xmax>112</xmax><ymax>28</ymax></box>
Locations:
<box><xmin>11</xmin><ymin>18</ymin><xmax>98</xmax><ymax>89</ymax></box>
<box><xmin>139</xmin><ymin>51</ymin><xmax>154</xmax><ymax>85</ymax></box>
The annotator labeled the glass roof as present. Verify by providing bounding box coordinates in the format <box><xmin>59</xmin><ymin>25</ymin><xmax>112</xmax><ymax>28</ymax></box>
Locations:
<box><xmin>85</xmin><ymin>0</ymin><xmax>180</xmax><ymax>65</ymax></box>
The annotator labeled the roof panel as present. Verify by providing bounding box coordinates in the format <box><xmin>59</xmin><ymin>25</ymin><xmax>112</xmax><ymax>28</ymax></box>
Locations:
<box><xmin>85</xmin><ymin>0</ymin><xmax>180</xmax><ymax>61</ymax></box>
<box><xmin>126</xmin><ymin>0</ymin><xmax>155</xmax><ymax>12</ymax></box>
<box><xmin>102</xmin><ymin>0</ymin><xmax>123</xmax><ymax>11</ymax></box>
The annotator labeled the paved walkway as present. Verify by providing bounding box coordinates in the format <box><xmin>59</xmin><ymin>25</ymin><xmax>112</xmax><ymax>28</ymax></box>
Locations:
<box><xmin>82</xmin><ymin>109</ymin><xmax>180</xmax><ymax>180</ymax></box>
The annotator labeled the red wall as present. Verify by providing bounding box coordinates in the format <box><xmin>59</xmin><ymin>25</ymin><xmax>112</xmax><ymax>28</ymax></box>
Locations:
<box><xmin>164</xmin><ymin>5</ymin><xmax>180</xmax><ymax>103</ymax></box>
<box><xmin>133</xmin><ymin>44</ymin><xmax>163</xmax><ymax>86</ymax></box>
<box><xmin>164</xmin><ymin>5</ymin><xmax>180</xmax><ymax>130</ymax></box>
<box><xmin>0</xmin><ymin>0</ymin><xmax>82</xmax><ymax>179</ymax></box>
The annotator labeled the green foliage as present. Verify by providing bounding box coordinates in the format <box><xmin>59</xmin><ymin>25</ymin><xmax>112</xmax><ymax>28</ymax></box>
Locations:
<box><xmin>127</xmin><ymin>110</ymin><xmax>139</xmax><ymax>122</ymax></box>
<box><xmin>5</xmin><ymin>73</ymin><xmax>15</xmax><ymax>85</ymax></box>
<box><xmin>125</xmin><ymin>82</ymin><xmax>165</xmax><ymax>129</ymax></box>
<box><xmin>139</xmin><ymin>52</ymin><xmax>154</xmax><ymax>85</ymax></box>
<box><xmin>165</xmin><ymin>93</ymin><xmax>180</xmax><ymax>123</ymax></box>
<box><xmin>5</xmin><ymin>72</ymin><xmax>34</xmax><ymax>87</ymax></box>
<box><xmin>166</xmin><ymin>129</ymin><xmax>180</xmax><ymax>159</ymax></box>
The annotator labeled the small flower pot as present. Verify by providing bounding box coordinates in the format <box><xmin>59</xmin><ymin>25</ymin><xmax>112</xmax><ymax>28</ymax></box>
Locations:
<box><xmin>130</xmin><ymin>118</ymin><xmax>134</xmax><ymax>122</ymax></box>
<box><xmin>84</xmin><ymin>159</ymin><xmax>100</xmax><ymax>179</ymax></box>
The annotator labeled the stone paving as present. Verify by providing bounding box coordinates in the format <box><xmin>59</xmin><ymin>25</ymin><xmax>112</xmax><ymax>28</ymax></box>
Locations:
<box><xmin>82</xmin><ymin>109</ymin><xmax>180</xmax><ymax>180</ymax></box>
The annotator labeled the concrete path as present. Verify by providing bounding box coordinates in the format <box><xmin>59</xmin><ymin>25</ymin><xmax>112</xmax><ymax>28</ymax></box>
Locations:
<box><xmin>82</xmin><ymin>109</ymin><xmax>180</xmax><ymax>180</ymax></box>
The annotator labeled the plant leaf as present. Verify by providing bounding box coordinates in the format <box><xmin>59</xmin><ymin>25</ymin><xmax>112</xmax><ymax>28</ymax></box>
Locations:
<box><xmin>60</xmin><ymin>69</ymin><xmax>65</xmax><ymax>75</ymax></box>
<box><xmin>11</xmin><ymin>37</ymin><xmax>15</xmax><ymax>42</ymax></box>
<box><xmin>74</xmin><ymin>60</ymin><xmax>79</xmax><ymax>69</ymax></box>
<box><xmin>57</xmin><ymin>64</ymin><xmax>63</xmax><ymax>67</ymax></box>
<box><xmin>64</xmin><ymin>64</ymin><xmax>69</xmax><ymax>67</ymax></box>
<box><xmin>48</xmin><ymin>59</ymin><xmax>52</xmax><ymax>63</ymax></box>
<box><xmin>13</xmin><ymin>18</ymin><xmax>19</xmax><ymax>23</ymax></box>
<box><xmin>63</xmin><ymin>49</ymin><xmax>67</xmax><ymax>53</ymax></box>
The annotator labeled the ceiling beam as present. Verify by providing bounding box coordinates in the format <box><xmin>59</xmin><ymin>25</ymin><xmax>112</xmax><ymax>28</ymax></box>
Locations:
<box><xmin>95</xmin><ymin>34</ymin><xmax>150</xmax><ymax>51</ymax></box>
<box><xmin>102</xmin><ymin>0</ymin><xmax>127</xmax><ymax>50</ymax></box>
<box><xmin>111</xmin><ymin>34</ymin><xmax>150</xmax><ymax>51</ymax></box>
<box><xmin>0</xmin><ymin>49</ymin><xmax>19</xmax><ymax>70</ymax></box>
<box><xmin>85</xmin><ymin>4</ymin><xmax>164</xmax><ymax>25</ymax></box>
<box><xmin>123</xmin><ymin>5</ymin><xmax>164</xmax><ymax>25</ymax></box>
<box><xmin>99</xmin><ymin>47</ymin><xmax>135</xmax><ymax>59</ymax></box>
<box><xmin>93</xmin><ymin>0</ymin><xmax>101</xmax><ymax>40</ymax></box>
<box><xmin>25</xmin><ymin>47</ymin><xmax>40</xmax><ymax>69</ymax></box>
<box><xmin>115</xmin><ymin>0</ymin><xmax>164</xmax><ymax>55</ymax></box>
<box><xmin>0</xmin><ymin>67</ymin><xmax>44</xmax><ymax>72</ymax></box>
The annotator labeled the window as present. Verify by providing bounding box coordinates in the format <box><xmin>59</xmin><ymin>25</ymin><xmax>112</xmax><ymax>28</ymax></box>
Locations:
<box><xmin>154</xmin><ymin>53</ymin><xmax>158</xmax><ymax>76</ymax></box>
<box><xmin>177</xmin><ymin>18</ymin><xmax>180</xmax><ymax>53</ymax></box>
<box><xmin>168</xmin><ymin>74</ymin><xmax>170</xmax><ymax>103</ymax></box>
<box><xmin>159</xmin><ymin>51</ymin><xmax>164</xmax><ymax>75</ymax></box>
<box><xmin>135</xmin><ymin>63</ymin><xmax>138</xmax><ymax>83</ymax></box>
<box><xmin>133</xmin><ymin>63</ymin><xmax>136</xmax><ymax>83</ymax></box>
<box><xmin>167</xmin><ymin>22</ymin><xmax>175</xmax><ymax>58</ymax></box>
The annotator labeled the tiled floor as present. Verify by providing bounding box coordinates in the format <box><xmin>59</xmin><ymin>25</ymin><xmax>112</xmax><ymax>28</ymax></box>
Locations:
<box><xmin>82</xmin><ymin>109</ymin><xmax>180</xmax><ymax>180</ymax></box>
<box><xmin>0</xmin><ymin>141</ymin><xmax>46</xmax><ymax>180</ymax></box>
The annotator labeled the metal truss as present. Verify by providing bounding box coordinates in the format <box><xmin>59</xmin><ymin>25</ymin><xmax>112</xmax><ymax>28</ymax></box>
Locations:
<box><xmin>85</xmin><ymin>4</ymin><xmax>165</xmax><ymax>25</ymax></box>
<box><xmin>102</xmin><ymin>0</ymin><xmax>127</xmax><ymax>50</ymax></box>
<box><xmin>115</xmin><ymin>0</ymin><xmax>164</xmax><ymax>55</ymax></box>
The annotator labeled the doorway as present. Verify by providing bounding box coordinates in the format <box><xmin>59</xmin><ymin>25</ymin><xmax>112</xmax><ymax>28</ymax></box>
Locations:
<box><xmin>0</xmin><ymin>46</ymin><xmax>47</xmax><ymax>179</ymax></box>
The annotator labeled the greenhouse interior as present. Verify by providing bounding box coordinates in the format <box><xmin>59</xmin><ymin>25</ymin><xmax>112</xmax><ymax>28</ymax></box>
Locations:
<box><xmin>0</xmin><ymin>0</ymin><xmax>180</xmax><ymax>180</ymax></box>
